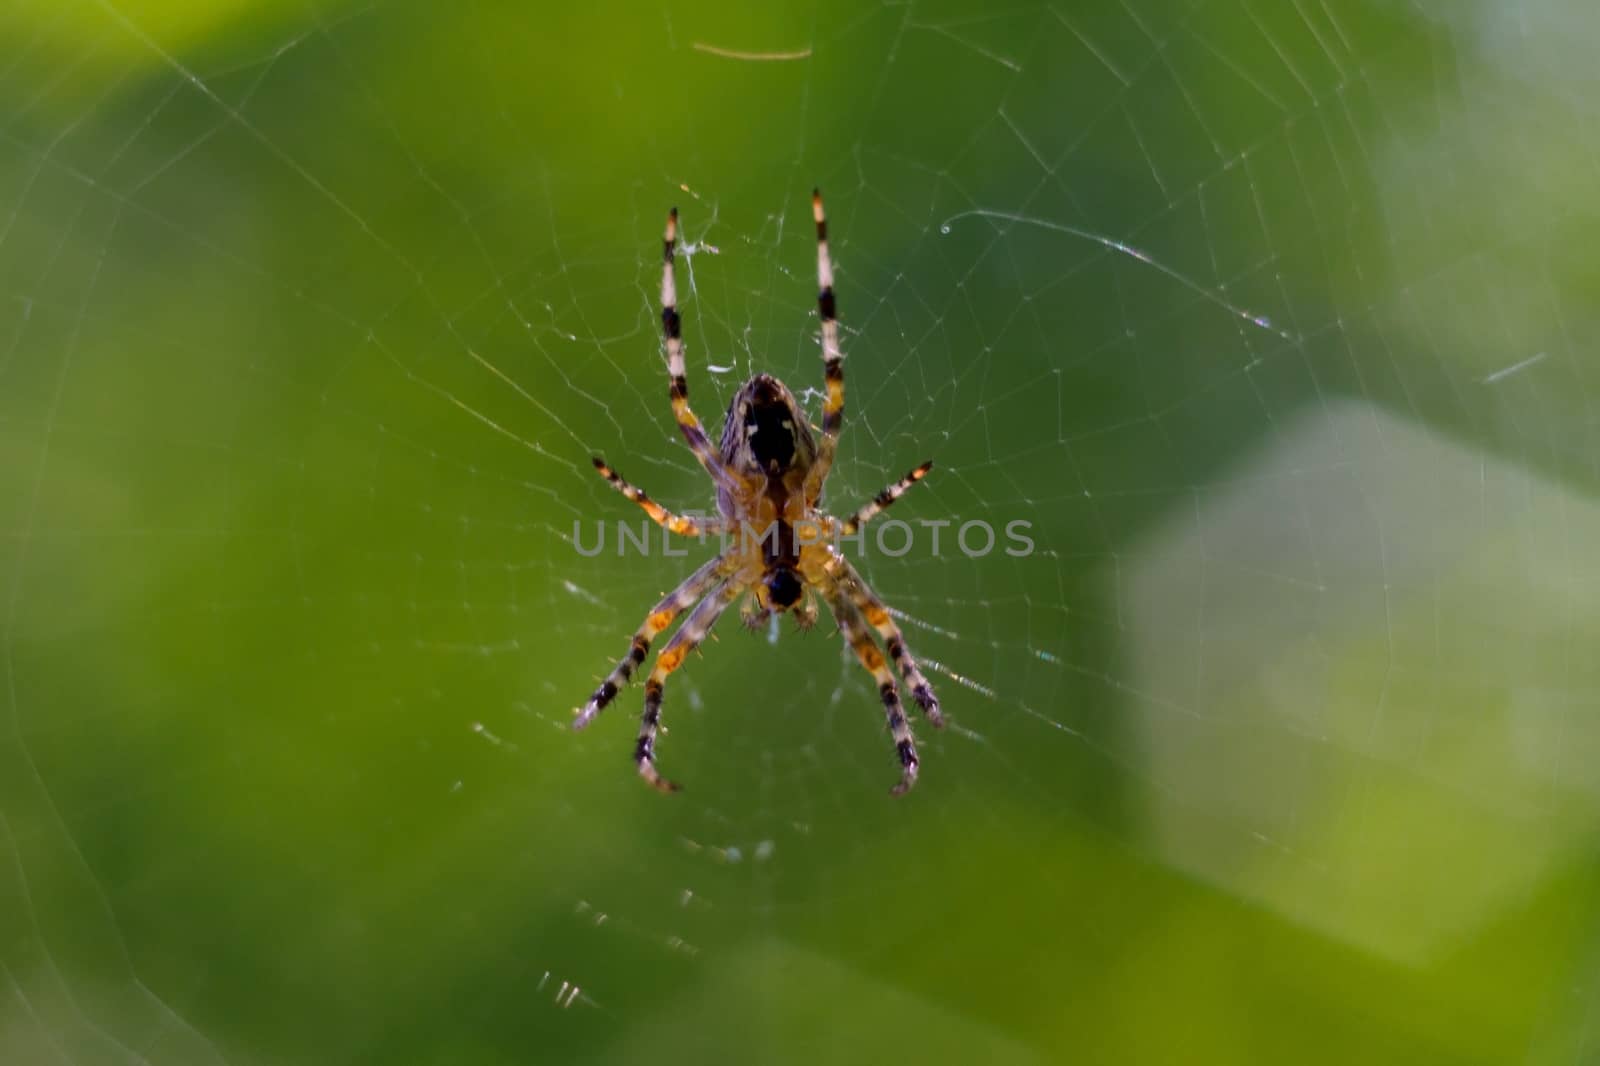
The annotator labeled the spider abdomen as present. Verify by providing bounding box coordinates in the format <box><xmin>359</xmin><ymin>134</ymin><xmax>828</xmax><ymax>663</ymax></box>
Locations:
<box><xmin>718</xmin><ymin>374</ymin><xmax>817</xmax><ymax>480</ymax></box>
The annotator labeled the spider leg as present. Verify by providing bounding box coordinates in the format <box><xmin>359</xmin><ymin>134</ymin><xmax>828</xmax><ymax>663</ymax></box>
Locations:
<box><xmin>804</xmin><ymin>189</ymin><xmax>843</xmax><ymax>501</ymax></box>
<box><xmin>572</xmin><ymin>554</ymin><xmax>728</xmax><ymax>730</ymax></box>
<box><xmin>793</xmin><ymin>593</ymin><xmax>819</xmax><ymax>631</ymax></box>
<box><xmin>822</xmin><ymin>582</ymin><xmax>920</xmax><ymax>794</ymax></box>
<box><xmin>835</xmin><ymin>560</ymin><xmax>944</xmax><ymax>728</ymax></box>
<box><xmin>591</xmin><ymin>456</ymin><xmax>720</xmax><ymax>537</ymax></box>
<box><xmin>636</xmin><ymin>577</ymin><xmax>744</xmax><ymax>791</ymax></box>
<box><xmin>840</xmin><ymin>460</ymin><xmax>934</xmax><ymax>535</ymax></box>
<box><xmin>661</xmin><ymin>208</ymin><xmax>737</xmax><ymax>491</ymax></box>
<box><xmin>740</xmin><ymin>597</ymin><xmax>772</xmax><ymax>631</ymax></box>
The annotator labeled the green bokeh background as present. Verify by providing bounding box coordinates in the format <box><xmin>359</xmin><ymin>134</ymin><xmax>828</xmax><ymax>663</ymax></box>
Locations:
<box><xmin>3</xmin><ymin>1</ymin><xmax>1599</xmax><ymax>1063</ymax></box>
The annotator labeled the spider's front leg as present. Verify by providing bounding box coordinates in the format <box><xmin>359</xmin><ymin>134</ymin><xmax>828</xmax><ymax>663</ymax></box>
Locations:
<box><xmin>836</xmin><ymin>560</ymin><xmax>944</xmax><ymax>728</ymax></box>
<box><xmin>636</xmin><ymin>577</ymin><xmax>744</xmax><ymax>792</ymax></box>
<box><xmin>822</xmin><ymin>584</ymin><xmax>920</xmax><ymax>795</ymax></box>
<box><xmin>572</xmin><ymin>555</ymin><xmax>727</xmax><ymax>730</ymax></box>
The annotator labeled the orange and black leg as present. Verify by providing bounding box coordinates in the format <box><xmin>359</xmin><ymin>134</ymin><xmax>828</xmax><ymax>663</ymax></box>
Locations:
<box><xmin>591</xmin><ymin>456</ymin><xmax>719</xmax><ymax>537</ymax></box>
<box><xmin>837</xmin><ymin>560</ymin><xmax>944</xmax><ymax>728</ymax></box>
<box><xmin>805</xmin><ymin>190</ymin><xmax>845</xmax><ymax>500</ymax></box>
<box><xmin>635</xmin><ymin>577</ymin><xmax>743</xmax><ymax>791</ymax></box>
<box><xmin>662</xmin><ymin>208</ymin><xmax>735</xmax><ymax>490</ymax></box>
<box><xmin>823</xmin><ymin>583</ymin><xmax>920</xmax><ymax>794</ymax></box>
<box><xmin>572</xmin><ymin>555</ymin><xmax>727</xmax><ymax>730</ymax></box>
<box><xmin>840</xmin><ymin>460</ymin><xmax>934</xmax><ymax>535</ymax></box>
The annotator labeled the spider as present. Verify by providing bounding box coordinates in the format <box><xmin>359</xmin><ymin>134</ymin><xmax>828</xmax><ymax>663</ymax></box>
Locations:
<box><xmin>571</xmin><ymin>191</ymin><xmax>943</xmax><ymax>795</ymax></box>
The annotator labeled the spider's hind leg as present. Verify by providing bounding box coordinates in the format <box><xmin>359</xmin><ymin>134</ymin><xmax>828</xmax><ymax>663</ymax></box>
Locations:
<box><xmin>660</xmin><ymin>208</ymin><xmax>736</xmax><ymax>491</ymax></box>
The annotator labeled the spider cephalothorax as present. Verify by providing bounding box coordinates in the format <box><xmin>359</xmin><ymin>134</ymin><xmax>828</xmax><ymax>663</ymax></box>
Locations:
<box><xmin>573</xmin><ymin>191</ymin><xmax>943</xmax><ymax>795</ymax></box>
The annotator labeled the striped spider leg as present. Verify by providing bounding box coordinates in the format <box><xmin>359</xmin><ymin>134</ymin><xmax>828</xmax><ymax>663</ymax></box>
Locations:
<box><xmin>803</xmin><ymin>189</ymin><xmax>845</xmax><ymax>504</ymax></box>
<box><xmin>820</xmin><ymin>577</ymin><xmax>921</xmax><ymax>794</ymax></box>
<box><xmin>572</xmin><ymin>554</ymin><xmax>730</xmax><ymax>732</ymax></box>
<box><xmin>590</xmin><ymin>456</ymin><xmax>721</xmax><ymax>538</ymax></box>
<box><xmin>840</xmin><ymin>460</ymin><xmax>933</xmax><ymax>535</ymax></box>
<box><xmin>832</xmin><ymin>556</ymin><xmax>944</xmax><ymax>727</ymax></box>
<box><xmin>635</xmin><ymin>575</ymin><xmax>746</xmax><ymax>791</ymax></box>
<box><xmin>661</xmin><ymin>207</ymin><xmax>739</xmax><ymax>494</ymax></box>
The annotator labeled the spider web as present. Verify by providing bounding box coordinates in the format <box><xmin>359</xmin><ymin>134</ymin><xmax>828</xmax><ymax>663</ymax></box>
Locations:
<box><xmin>3</xmin><ymin>0</ymin><xmax>1600</xmax><ymax>1062</ymax></box>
